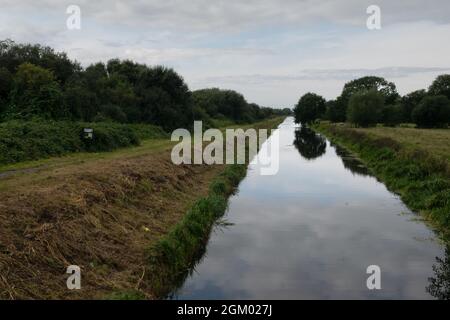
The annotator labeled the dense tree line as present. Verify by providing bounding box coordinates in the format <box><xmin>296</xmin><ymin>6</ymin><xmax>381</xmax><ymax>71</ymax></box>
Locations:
<box><xmin>192</xmin><ymin>88</ymin><xmax>290</xmax><ymax>127</ymax></box>
<box><xmin>0</xmin><ymin>40</ymin><xmax>288</xmax><ymax>131</ymax></box>
<box><xmin>294</xmin><ymin>75</ymin><xmax>450</xmax><ymax>128</ymax></box>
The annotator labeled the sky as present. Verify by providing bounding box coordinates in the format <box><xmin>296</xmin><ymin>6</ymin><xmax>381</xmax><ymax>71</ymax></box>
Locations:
<box><xmin>1</xmin><ymin>0</ymin><xmax>450</xmax><ymax>108</ymax></box>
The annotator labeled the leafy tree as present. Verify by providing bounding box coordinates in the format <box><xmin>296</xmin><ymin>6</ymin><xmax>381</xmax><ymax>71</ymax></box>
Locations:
<box><xmin>106</xmin><ymin>59</ymin><xmax>144</xmax><ymax>86</ymax></box>
<box><xmin>136</xmin><ymin>66</ymin><xmax>192</xmax><ymax>130</ymax></box>
<box><xmin>347</xmin><ymin>90</ymin><xmax>383</xmax><ymax>127</ymax></box>
<box><xmin>98</xmin><ymin>73</ymin><xmax>138</xmax><ymax>122</ymax></box>
<box><xmin>98</xmin><ymin>104</ymin><xmax>127</xmax><ymax>123</ymax></box>
<box><xmin>333</xmin><ymin>76</ymin><xmax>399</xmax><ymax>122</ymax></box>
<box><xmin>192</xmin><ymin>88</ymin><xmax>221</xmax><ymax>118</ymax></box>
<box><xmin>401</xmin><ymin>89</ymin><xmax>427</xmax><ymax>122</ymax></box>
<box><xmin>341</xmin><ymin>76</ymin><xmax>398</xmax><ymax>104</ymax></box>
<box><xmin>84</xmin><ymin>62</ymin><xmax>108</xmax><ymax>93</ymax></box>
<box><xmin>0</xmin><ymin>67</ymin><xmax>12</xmax><ymax>114</ymax></box>
<box><xmin>294</xmin><ymin>92</ymin><xmax>326</xmax><ymax>124</ymax></box>
<box><xmin>429</xmin><ymin>74</ymin><xmax>450</xmax><ymax>100</ymax></box>
<box><xmin>412</xmin><ymin>95</ymin><xmax>450</xmax><ymax>128</ymax></box>
<box><xmin>280</xmin><ymin>108</ymin><xmax>293</xmax><ymax>116</ymax></box>
<box><xmin>0</xmin><ymin>39</ymin><xmax>80</xmax><ymax>83</ymax></box>
<box><xmin>192</xmin><ymin>88</ymin><xmax>263</xmax><ymax>124</ymax></box>
<box><xmin>0</xmin><ymin>40</ymin><xmax>280</xmax><ymax>127</ymax></box>
<box><xmin>63</xmin><ymin>76</ymin><xmax>100</xmax><ymax>121</ymax></box>
<box><xmin>8</xmin><ymin>63</ymin><xmax>66</xmax><ymax>119</ymax></box>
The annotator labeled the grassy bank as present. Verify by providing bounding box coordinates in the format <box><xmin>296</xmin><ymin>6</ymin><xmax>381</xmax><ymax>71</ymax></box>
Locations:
<box><xmin>313</xmin><ymin>122</ymin><xmax>450</xmax><ymax>240</ymax></box>
<box><xmin>145</xmin><ymin>164</ymin><xmax>247</xmax><ymax>298</ymax></box>
<box><xmin>0</xmin><ymin>117</ymin><xmax>284</xmax><ymax>299</ymax></box>
<box><xmin>140</xmin><ymin>116</ymin><xmax>284</xmax><ymax>299</ymax></box>
<box><xmin>0</xmin><ymin>119</ymin><xmax>167</xmax><ymax>166</ymax></box>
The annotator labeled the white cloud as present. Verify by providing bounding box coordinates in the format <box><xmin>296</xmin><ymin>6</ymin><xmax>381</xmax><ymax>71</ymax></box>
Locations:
<box><xmin>1</xmin><ymin>1</ymin><xmax>450</xmax><ymax>106</ymax></box>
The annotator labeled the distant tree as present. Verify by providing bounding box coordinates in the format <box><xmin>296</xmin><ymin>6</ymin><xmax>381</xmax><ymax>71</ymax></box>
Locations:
<box><xmin>98</xmin><ymin>103</ymin><xmax>127</xmax><ymax>123</ymax></box>
<box><xmin>221</xmin><ymin>90</ymin><xmax>247</xmax><ymax>121</ymax></box>
<box><xmin>381</xmin><ymin>104</ymin><xmax>404</xmax><ymax>127</ymax></box>
<box><xmin>324</xmin><ymin>99</ymin><xmax>341</xmax><ymax>122</ymax></box>
<box><xmin>412</xmin><ymin>95</ymin><xmax>450</xmax><ymax>128</ymax></box>
<box><xmin>0</xmin><ymin>39</ymin><xmax>80</xmax><ymax>83</ymax></box>
<box><xmin>347</xmin><ymin>90</ymin><xmax>383</xmax><ymax>127</ymax></box>
<box><xmin>192</xmin><ymin>88</ymin><xmax>261</xmax><ymax>123</ymax></box>
<box><xmin>0</xmin><ymin>40</ymin><xmax>280</xmax><ymax>127</ymax></box>
<box><xmin>136</xmin><ymin>66</ymin><xmax>192</xmax><ymax>130</ymax></box>
<box><xmin>0</xmin><ymin>67</ymin><xmax>12</xmax><ymax>98</ymax></box>
<box><xmin>294</xmin><ymin>92</ymin><xmax>326</xmax><ymax>124</ymax></box>
<box><xmin>106</xmin><ymin>59</ymin><xmax>145</xmax><ymax>86</ymax></box>
<box><xmin>63</xmin><ymin>81</ymin><xmax>99</xmax><ymax>121</ymax></box>
<box><xmin>0</xmin><ymin>67</ymin><xmax>12</xmax><ymax>114</ymax></box>
<box><xmin>192</xmin><ymin>88</ymin><xmax>221</xmax><ymax>118</ymax></box>
<box><xmin>245</xmin><ymin>103</ymin><xmax>263</xmax><ymax>121</ymax></box>
<box><xmin>84</xmin><ymin>63</ymin><xmax>108</xmax><ymax>92</ymax></box>
<box><xmin>8</xmin><ymin>63</ymin><xmax>66</xmax><ymax>119</ymax></box>
<box><xmin>429</xmin><ymin>75</ymin><xmax>450</xmax><ymax>100</ymax></box>
<box><xmin>401</xmin><ymin>89</ymin><xmax>427</xmax><ymax>122</ymax></box>
<box><xmin>280</xmin><ymin>108</ymin><xmax>293</xmax><ymax>116</ymax></box>
<box><xmin>98</xmin><ymin>74</ymin><xmax>138</xmax><ymax>122</ymax></box>
<box><xmin>341</xmin><ymin>76</ymin><xmax>399</xmax><ymax>104</ymax></box>
<box><xmin>333</xmin><ymin>76</ymin><xmax>399</xmax><ymax>122</ymax></box>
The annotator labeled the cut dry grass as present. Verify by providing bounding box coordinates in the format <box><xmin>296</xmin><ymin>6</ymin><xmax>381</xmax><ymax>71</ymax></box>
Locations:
<box><xmin>0</xmin><ymin>145</ymin><xmax>222</xmax><ymax>299</ymax></box>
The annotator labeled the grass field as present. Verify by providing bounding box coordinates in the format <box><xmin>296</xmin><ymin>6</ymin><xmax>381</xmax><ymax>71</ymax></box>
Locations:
<box><xmin>353</xmin><ymin>126</ymin><xmax>450</xmax><ymax>161</ymax></box>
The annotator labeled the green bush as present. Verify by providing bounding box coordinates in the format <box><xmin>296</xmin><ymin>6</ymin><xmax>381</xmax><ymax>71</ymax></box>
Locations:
<box><xmin>0</xmin><ymin>119</ymin><xmax>167</xmax><ymax>165</ymax></box>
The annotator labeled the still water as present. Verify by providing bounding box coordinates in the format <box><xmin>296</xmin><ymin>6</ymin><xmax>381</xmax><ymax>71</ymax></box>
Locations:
<box><xmin>174</xmin><ymin>117</ymin><xmax>447</xmax><ymax>300</ymax></box>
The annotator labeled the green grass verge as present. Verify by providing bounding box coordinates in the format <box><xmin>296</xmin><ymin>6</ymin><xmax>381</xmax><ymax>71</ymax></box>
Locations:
<box><xmin>0</xmin><ymin>119</ymin><xmax>168</xmax><ymax>165</ymax></box>
<box><xmin>313</xmin><ymin>122</ymin><xmax>450</xmax><ymax>240</ymax></box>
<box><xmin>145</xmin><ymin>164</ymin><xmax>247</xmax><ymax>298</ymax></box>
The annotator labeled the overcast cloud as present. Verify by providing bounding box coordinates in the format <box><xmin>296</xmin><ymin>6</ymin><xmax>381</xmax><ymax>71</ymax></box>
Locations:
<box><xmin>1</xmin><ymin>0</ymin><xmax>449</xmax><ymax>106</ymax></box>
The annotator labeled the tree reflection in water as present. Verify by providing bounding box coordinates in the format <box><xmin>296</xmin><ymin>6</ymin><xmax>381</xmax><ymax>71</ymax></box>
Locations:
<box><xmin>427</xmin><ymin>246</ymin><xmax>450</xmax><ymax>300</ymax></box>
<box><xmin>294</xmin><ymin>126</ymin><xmax>326</xmax><ymax>160</ymax></box>
<box><xmin>333</xmin><ymin>144</ymin><xmax>370</xmax><ymax>177</ymax></box>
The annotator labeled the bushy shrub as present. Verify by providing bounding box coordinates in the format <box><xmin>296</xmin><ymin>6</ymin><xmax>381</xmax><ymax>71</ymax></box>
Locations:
<box><xmin>81</xmin><ymin>122</ymin><xmax>139</xmax><ymax>152</ymax></box>
<box><xmin>412</xmin><ymin>95</ymin><xmax>450</xmax><ymax>128</ymax></box>
<box><xmin>0</xmin><ymin>119</ymin><xmax>167</xmax><ymax>165</ymax></box>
